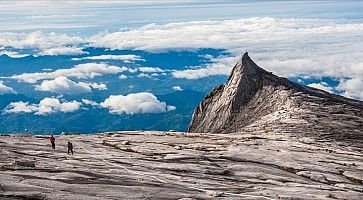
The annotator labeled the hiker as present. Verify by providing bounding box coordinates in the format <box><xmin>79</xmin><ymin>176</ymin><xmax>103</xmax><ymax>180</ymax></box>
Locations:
<box><xmin>67</xmin><ymin>141</ymin><xmax>73</xmax><ymax>155</ymax></box>
<box><xmin>50</xmin><ymin>135</ymin><xmax>55</xmax><ymax>149</ymax></box>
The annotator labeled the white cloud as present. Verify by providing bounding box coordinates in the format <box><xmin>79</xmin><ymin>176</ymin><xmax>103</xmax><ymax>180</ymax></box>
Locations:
<box><xmin>100</xmin><ymin>92</ymin><xmax>175</xmax><ymax>115</ymax></box>
<box><xmin>89</xmin><ymin>82</ymin><xmax>107</xmax><ymax>90</ymax></box>
<box><xmin>35</xmin><ymin>76</ymin><xmax>104</xmax><ymax>94</ymax></box>
<box><xmin>137</xmin><ymin>73</ymin><xmax>153</xmax><ymax>78</ymax></box>
<box><xmin>307</xmin><ymin>82</ymin><xmax>334</xmax><ymax>93</ymax></box>
<box><xmin>11</xmin><ymin>63</ymin><xmax>127</xmax><ymax>83</ymax></box>
<box><xmin>138</xmin><ymin>67</ymin><xmax>165</xmax><ymax>73</ymax></box>
<box><xmin>0</xmin><ymin>81</ymin><xmax>15</xmax><ymax>94</ymax></box>
<box><xmin>5</xmin><ymin>97</ymin><xmax>82</xmax><ymax>115</ymax></box>
<box><xmin>119</xmin><ymin>74</ymin><xmax>128</xmax><ymax>79</ymax></box>
<box><xmin>72</xmin><ymin>54</ymin><xmax>143</xmax><ymax>62</ymax></box>
<box><xmin>0</xmin><ymin>50</ymin><xmax>29</xmax><ymax>58</ymax></box>
<box><xmin>40</xmin><ymin>46</ymin><xmax>85</xmax><ymax>56</ymax></box>
<box><xmin>128</xmin><ymin>68</ymin><xmax>139</xmax><ymax>73</ymax></box>
<box><xmin>82</xmin><ymin>99</ymin><xmax>99</xmax><ymax>107</ymax></box>
<box><xmin>172</xmin><ymin>86</ymin><xmax>183</xmax><ymax>91</ymax></box>
<box><xmin>337</xmin><ymin>78</ymin><xmax>363</xmax><ymax>100</ymax></box>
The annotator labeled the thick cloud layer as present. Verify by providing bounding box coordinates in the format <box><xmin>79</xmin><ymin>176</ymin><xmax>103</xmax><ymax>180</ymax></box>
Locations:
<box><xmin>3</xmin><ymin>18</ymin><xmax>363</xmax><ymax>81</ymax></box>
<box><xmin>1</xmin><ymin>17</ymin><xmax>363</xmax><ymax>101</ymax></box>
<box><xmin>89</xmin><ymin>18</ymin><xmax>363</xmax><ymax>81</ymax></box>
<box><xmin>100</xmin><ymin>92</ymin><xmax>176</xmax><ymax>115</ymax></box>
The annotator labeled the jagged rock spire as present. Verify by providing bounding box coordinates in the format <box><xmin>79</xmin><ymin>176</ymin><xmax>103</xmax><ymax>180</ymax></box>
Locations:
<box><xmin>188</xmin><ymin>52</ymin><xmax>272</xmax><ymax>133</ymax></box>
<box><xmin>188</xmin><ymin>53</ymin><xmax>363</xmax><ymax>138</ymax></box>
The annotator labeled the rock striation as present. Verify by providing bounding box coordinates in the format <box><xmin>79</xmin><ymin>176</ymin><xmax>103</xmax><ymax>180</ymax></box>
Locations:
<box><xmin>188</xmin><ymin>52</ymin><xmax>363</xmax><ymax>141</ymax></box>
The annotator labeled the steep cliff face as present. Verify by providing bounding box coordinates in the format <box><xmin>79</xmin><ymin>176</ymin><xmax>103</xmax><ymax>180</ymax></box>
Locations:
<box><xmin>188</xmin><ymin>52</ymin><xmax>363</xmax><ymax>140</ymax></box>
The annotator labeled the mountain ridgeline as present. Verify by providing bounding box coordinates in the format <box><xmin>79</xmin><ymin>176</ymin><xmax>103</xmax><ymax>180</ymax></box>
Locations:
<box><xmin>188</xmin><ymin>52</ymin><xmax>363</xmax><ymax>140</ymax></box>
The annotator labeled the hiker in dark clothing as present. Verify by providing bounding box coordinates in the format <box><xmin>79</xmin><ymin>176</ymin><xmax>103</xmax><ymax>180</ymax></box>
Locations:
<box><xmin>50</xmin><ymin>135</ymin><xmax>55</xmax><ymax>149</ymax></box>
<box><xmin>67</xmin><ymin>141</ymin><xmax>73</xmax><ymax>155</ymax></box>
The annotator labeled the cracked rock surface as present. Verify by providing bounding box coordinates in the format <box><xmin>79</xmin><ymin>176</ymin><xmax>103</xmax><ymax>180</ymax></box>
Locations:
<box><xmin>1</xmin><ymin>131</ymin><xmax>362</xmax><ymax>199</ymax></box>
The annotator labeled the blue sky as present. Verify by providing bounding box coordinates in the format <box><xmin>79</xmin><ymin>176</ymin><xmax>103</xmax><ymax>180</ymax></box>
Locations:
<box><xmin>0</xmin><ymin>0</ymin><xmax>362</xmax><ymax>121</ymax></box>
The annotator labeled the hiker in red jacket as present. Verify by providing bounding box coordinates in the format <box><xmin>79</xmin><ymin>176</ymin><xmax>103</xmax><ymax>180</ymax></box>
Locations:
<box><xmin>50</xmin><ymin>135</ymin><xmax>55</xmax><ymax>149</ymax></box>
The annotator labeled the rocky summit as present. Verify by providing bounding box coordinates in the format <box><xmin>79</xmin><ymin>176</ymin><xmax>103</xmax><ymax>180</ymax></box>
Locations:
<box><xmin>188</xmin><ymin>52</ymin><xmax>363</xmax><ymax>141</ymax></box>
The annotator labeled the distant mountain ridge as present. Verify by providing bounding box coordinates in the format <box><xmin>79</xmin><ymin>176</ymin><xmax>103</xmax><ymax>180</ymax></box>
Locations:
<box><xmin>188</xmin><ymin>52</ymin><xmax>363</xmax><ymax>140</ymax></box>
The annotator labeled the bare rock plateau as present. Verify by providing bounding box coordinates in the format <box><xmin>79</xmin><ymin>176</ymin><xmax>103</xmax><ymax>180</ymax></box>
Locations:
<box><xmin>1</xmin><ymin>132</ymin><xmax>362</xmax><ymax>199</ymax></box>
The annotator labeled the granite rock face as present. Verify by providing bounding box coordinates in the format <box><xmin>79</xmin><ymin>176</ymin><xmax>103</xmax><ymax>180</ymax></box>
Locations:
<box><xmin>1</xmin><ymin>132</ymin><xmax>362</xmax><ymax>199</ymax></box>
<box><xmin>188</xmin><ymin>52</ymin><xmax>363</xmax><ymax>140</ymax></box>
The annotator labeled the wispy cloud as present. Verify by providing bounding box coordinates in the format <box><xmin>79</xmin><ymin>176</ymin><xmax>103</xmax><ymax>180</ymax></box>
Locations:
<box><xmin>139</xmin><ymin>67</ymin><xmax>165</xmax><ymax>73</ymax></box>
<box><xmin>72</xmin><ymin>54</ymin><xmax>143</xmax><ymax>62</ymax></box>
<box><xmin>0</xmin><ymin>81</ymin><xmax>15</xmax><ymax>94</ymax></box>
<box><xmin>0</xmin><ymin>50</ymin><xmax>29</xmax><ymax>58</ymax></box>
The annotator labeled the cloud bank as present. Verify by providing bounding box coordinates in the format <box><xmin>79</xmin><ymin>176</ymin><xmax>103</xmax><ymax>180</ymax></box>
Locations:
<box><xmin>2</xmin><ymin>17</ymin><xmax>363</xmax><ymax>101</ymax></box>
<box><xmin>3</xmin><ymin>18</ymin><xmax>362</xmax><ymax>81</ymax></box>
<box><xmin>89</xmin><ymin>17</ymin><xmax>363</xmax><ymax>81</ymax></box>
